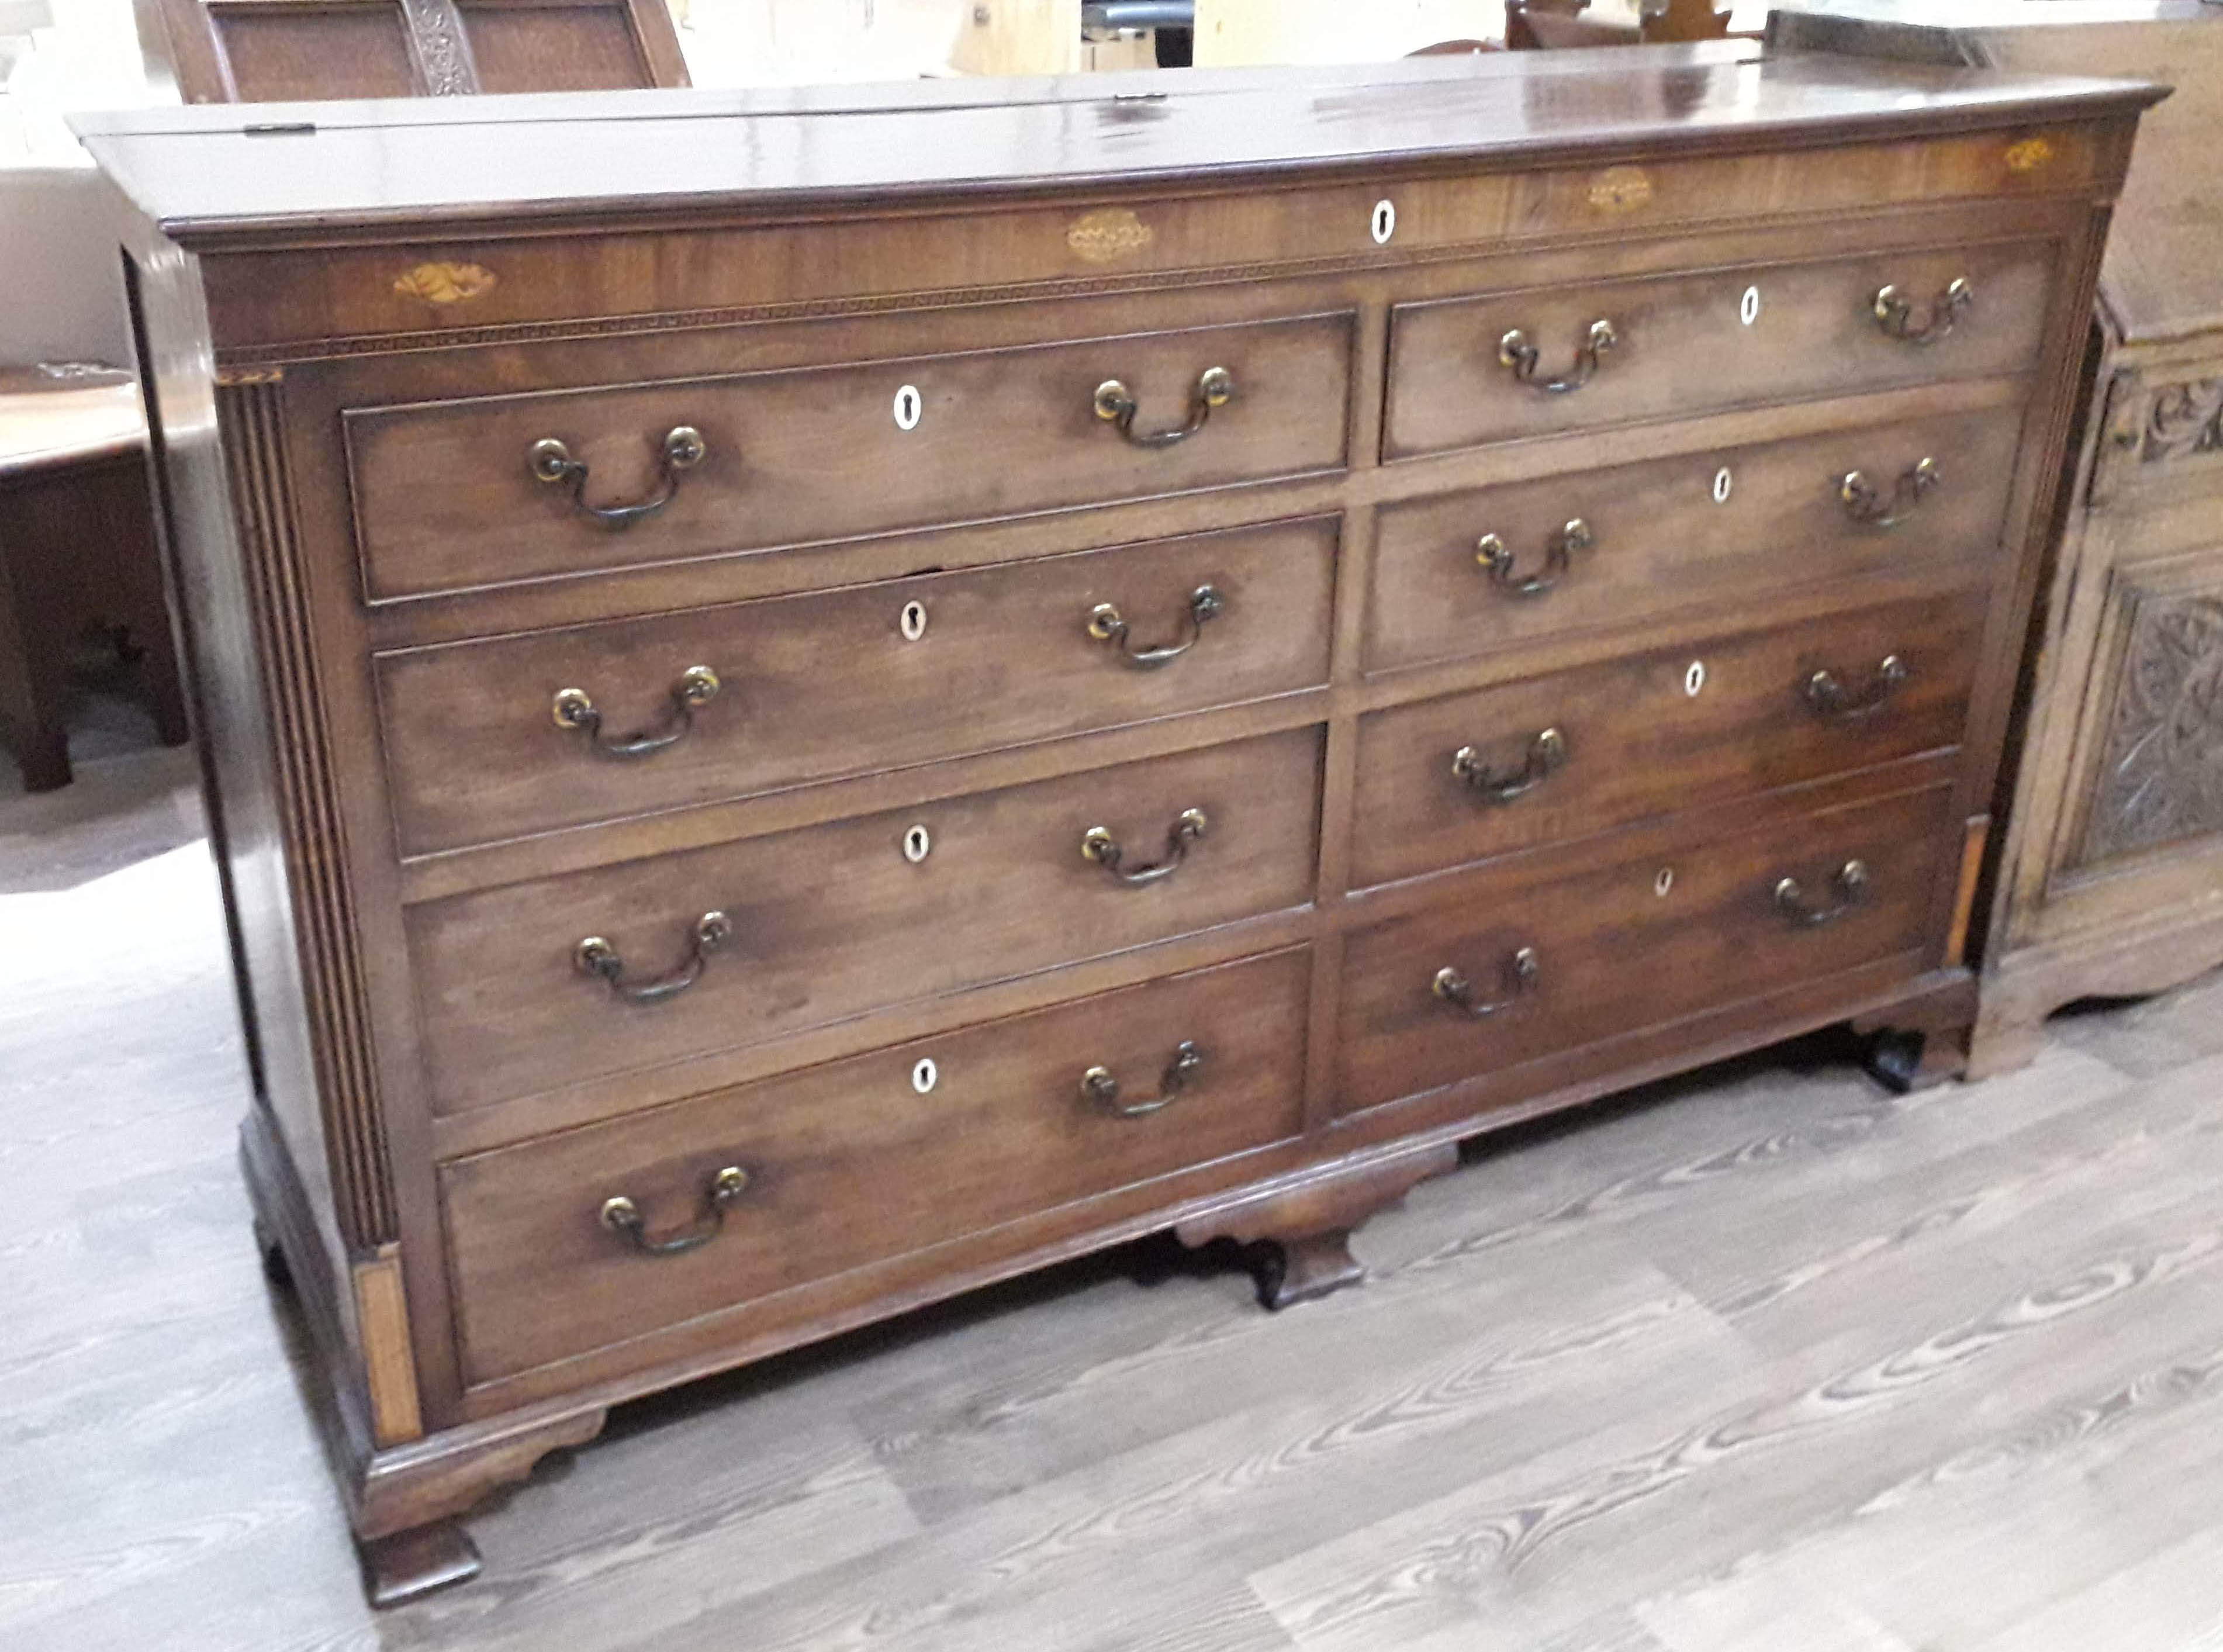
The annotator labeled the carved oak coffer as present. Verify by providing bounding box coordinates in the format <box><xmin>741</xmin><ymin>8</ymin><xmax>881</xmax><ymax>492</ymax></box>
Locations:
<box><xmin>1778</xmin><ymin>2</ymin><xmax>2223</xmax><ymax>1070</ymax></box>
<box><xmin>75</xmin><ymin>46</ymin><xmax>2159</xmax><ymax>1603</ymax></box>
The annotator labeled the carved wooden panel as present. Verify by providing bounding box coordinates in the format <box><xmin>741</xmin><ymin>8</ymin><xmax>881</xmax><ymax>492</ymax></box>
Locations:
<box><xmin>2082</xmin><ymin>582</ymin><xmax>2223</xmax><ymax>865</ymax></box>
<box><xmin>2144</xmin><ymin>378</ymin><xmax>2223</xmax><ymax>465</ymax></box>
<box><xmin>399</xmin><ymin>0</ymin><xmax>479</xmax><ymax>95</ymax></box>
<box><xmin>150</xmin><ymin>0</ymin><xmax>686</xmax><ymax>103</ymax></box>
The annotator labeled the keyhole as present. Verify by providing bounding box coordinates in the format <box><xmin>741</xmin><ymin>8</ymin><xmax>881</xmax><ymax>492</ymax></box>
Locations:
<box><xmin>900</xmin><ymin>600</ymin><xmax>928</xmax><ymax>641</ymax></box>
<box><xmin>1371</xmin><ymin>199</ymin><xmax>1396</xmax><ymax>246</ymax></box>
<box><xmin>1654</xmin><ymin>868</ymin><xmax>1675</xmax><ymax>898</ymax></box>
<box><xmin>911</xmin><ymin>1057</ymin><xmax>938</xmax><ymax>1094</ymax></box>
<box><xmin>903</xmin><ymin>824</ymin><xmax>932</xmax><ymax>863</ymax></box>
<box><xmin>1712</xmin><ymin>467</ymin><xmax>1734</xmax><ymax>504</ymax></box>
<box><xmin>893</xmin><ymin>384</ymin><xmax>922</xmax><ymax>431</ymax></box>
<box><xmin>1685</xmin><ymin>660</ymin><xmax>1707</xmax><ymax>697</ymax></box>
<box><xmin>1740</xmin><ymin>285</ymin><xmax>1762</xmax><ymax>327</ymax></box>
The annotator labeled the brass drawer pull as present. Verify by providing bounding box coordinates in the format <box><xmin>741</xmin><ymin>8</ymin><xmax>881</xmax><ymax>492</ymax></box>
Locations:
<box><xmin>1804</xmin><ymin>655</ymin><xmax>1908</xmax><ymax>720</ymax></box>
<box><xmin>1499</xmin><ymin>319</ymin><xmax>1617</xmax><ymax>395</ymax></box>
<box><xmin>1475</xmin><ymin>519</ymin><xmax>1591</xmax><ymax>597</ymax></box>
<box><xmin>552</xmin><ymin>665</ymin><xmax>720</xmax><ymax>758</ymax></box>
<box><xmin>1081</xmin><ymin>1039</ymin><xmax>1204</xmax><ymax>1118</ymax></box>
<box><xmin>575</xmin><ymin>910</ymin><xmax>732</xmax><ymax>1003</ymax></box>
<box><xmin>600</xmin><ymin>1164</ymin><xmax>749</xmax><ymax>1257</ymax></box>
<box><xmin>1872</xmin><ymin>278</ymin><xmax>1972</xmax><ymax>346</ymax></box>
<box><xmin>530</xmin><ymin>425</ymin><xmax>706</xmax><ymax>527</ymax></box>
<box><xmin>1088</xmin><ymin>585</ymin><xmax>1225</xmax><ymax>669</ymax></box>
<box><xmin>1094</xmin><ymin>366</ymin><xmax>1234</xmax><ymax>449</ymax></box>
<box><xmin>1774</xmin><ymin>860</ymin><xmax>1869</xmax><ymax>927</ymax></box>
<box><xmin>1840</xmin><ymin>457</ymin><xmax>1939</xmax><ymax>528</ymax></box>
<box><xmin>1432</xmin><ymin>947</ymin><xmax>1541</xmax><ymax>1018</ymax></box>
<box><xmin>1081</xmin><ymin>807</ymin><xmax>1208</xmax><ymax>886</ymax></box>
<box><xmin>1452</xmin><ymin>727</ymin><xmax>1567</xmax><ymax>804</ymax></box>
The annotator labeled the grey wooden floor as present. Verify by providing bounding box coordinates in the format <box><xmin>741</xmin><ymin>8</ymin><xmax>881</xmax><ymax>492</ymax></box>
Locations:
<box><xmin>7</xmin><ymin>746</ymin><xmax>2223</xmax><ymax>1652</ymax></box>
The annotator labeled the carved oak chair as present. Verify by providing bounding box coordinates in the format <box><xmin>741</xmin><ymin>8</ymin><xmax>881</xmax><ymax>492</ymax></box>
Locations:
<box><xmin>146</xmin><ymin>0</ymin><xmax>689</xmax><ymax>102</ymax></box>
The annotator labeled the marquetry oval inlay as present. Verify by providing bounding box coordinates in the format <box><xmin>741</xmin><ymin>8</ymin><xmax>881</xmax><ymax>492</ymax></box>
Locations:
<box><xmin>1066</xmin><ymin>208</ymin><xmax>1154</xmax><ymax>264</ymax></box>
<box><xmin>1588</xmin><ymin>165</ymin><xmax>1654</xmax><ymax>213</ymax></box>
<box><xmin>392</xmin><ymin>262</ymin><xmax>497</xmax><ymax>305</ymax></box>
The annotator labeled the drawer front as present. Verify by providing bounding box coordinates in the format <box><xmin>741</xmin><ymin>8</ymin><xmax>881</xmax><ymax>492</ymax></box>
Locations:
<box><xmin>1336</xmin><ymin>783</ymin><xmax>1956</xmax><ymax>1115</ymax></box>
<box><xmin>409</xmin><ymin>727</ymin><xmax>1323</xmax><ymax>1114</ymax></box>
<box><xmin>1366</xmin><ymin>406</ymin><xmax>2023</xmax><ymax>674</ymax></box>
<box><xmin>441</xmin><ymin>947</ymin><xmax>1312</xmax><ymax>1385</ymax></box>
<box><xmin>1348</xmin><ymin>590</ymin><xmax>1987</xmax><ymax>890</ymax></box>
<box><xmin>345</xmin><ymin>311</ymin><xmax>1355</xmax><ymax>601</ymax></box>
<box><xmin>1385</xmin><ymin>241</ymin><xmax>2052</xmax><ymax>458</ymax></box>
<box><xmin>379</xmin><ymin>517</ymin><xmax>1337</xmax><ymax>856</ymax></box>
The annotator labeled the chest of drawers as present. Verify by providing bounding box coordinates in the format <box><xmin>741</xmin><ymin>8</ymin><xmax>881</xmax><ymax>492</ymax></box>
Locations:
<box><xmin>78</xmin><ymin>44</ymin><xmax>2159</xmax><ymax>1603</ymax></box>
<box><xmin>1778</xmin><ymin>2</ymin><xmax>2223</xmax><ymax>1076</ymax></box>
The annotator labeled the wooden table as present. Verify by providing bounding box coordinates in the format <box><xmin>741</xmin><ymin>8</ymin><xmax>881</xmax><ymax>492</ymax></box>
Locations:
<box><xmin>0</xmin><ymin>366</ymin><xmax>189</xmax><ymax>790</ymax></box>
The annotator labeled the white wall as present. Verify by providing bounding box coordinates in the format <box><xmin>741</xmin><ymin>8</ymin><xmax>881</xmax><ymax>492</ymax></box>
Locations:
<box><xmin>0</xmin><ymin>166</ymin><xmax>134</xmax><ymax>364</ymax></box>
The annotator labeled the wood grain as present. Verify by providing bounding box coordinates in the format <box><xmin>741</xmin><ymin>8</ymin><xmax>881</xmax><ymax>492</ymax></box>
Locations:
<box><xmin>375</xmin><ymin>515</ymin><xmax>1337</xmax><ymax>856</ymax></box>
<box><xmin>343</xmin><ymin>312</ymin><xmax>1354</xmax><ymax>601</ymax></box>
<box><xmin>1346</xmin><ymin>590</ymin><xmax>1987</xmax><ymax>889</ymax></box>
<box><xmin>1363</xmin><ymin>404</ymin><xmax>2021</xmax><ymax>676</ymax></box>
<box><xmin>406</xmin><ymin>728</ymin><xmax>1323</xmax><ymax>1116</ymax></box>
<box><xmin>441</xmin><ymin>948</ymin><xmax>1311</xmax><ymax>1386</ymax></box>
<box><xmin>1384</xmin><ymin>239</ymin><xmax>2055</xmax><ymax>458</ymax></box>
<box><xmin>9</xmin><ymin>766</ymin><xmax>2223</xmax><ymax>1648</ymax></box>
<box><xmin>85</xmin><ymin>49</ymin><xmax>2159</xmax><ymax>1594</ymax></box>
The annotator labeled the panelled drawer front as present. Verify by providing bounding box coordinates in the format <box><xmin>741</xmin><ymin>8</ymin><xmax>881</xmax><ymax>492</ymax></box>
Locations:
<box><xmin>1385</xmin><ymin>241</ymin><xmax>2051</xmax><ymax>458</ymax></box>
<box><xmin>345</xmin><ymin>311</ymin><xmax>1355</xmax><ymax>601</ymax></box>
<box><xmin>409</xmin><ymin>727</ymin><xmax>1323</xmax><ymax>1114</ymax></box>
<box><xmin>1366</xmin><ymin>406</ymin><xmax>2023</xmax><ymax>674</ymax></box>
<box><xmin>1336</xmin><ymin>784</ymin><xmax>1956</xmax><ymax>1117</ymax></box>
<box><xmin>441</xmin><ymin>947</ymin><xmax>1312</xmax><ymax>1386</ymax></box>
<box><xmin>379</xmin><ymin>517</ymin><xmax>1337</xmax><ymax>857</ymax></box>
<box><xmin>1348</xmin><ymin>590</ymin><xmax>1988</xmax><ymax>890</ymax></box>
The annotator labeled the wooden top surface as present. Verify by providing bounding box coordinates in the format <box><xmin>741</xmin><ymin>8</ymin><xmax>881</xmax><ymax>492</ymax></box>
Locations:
<box><xmin>1775</xmin><ymin>1</ymin><xmax>2218</xmax><ymax>27</ymax></box>
<box><xmin>0</xmin><ymin>369</ymin><xmax>146</xmax><ymax>479</ymax></box>
<box><xmin>72</xmin><ymin>42</ymin><xmax>2162</xmax><ymax>248</ymax></box>
<box><xmin>1776</xmin><ymin>2</ymin><xmax>2223</xmax><ymax>341</ymax></box>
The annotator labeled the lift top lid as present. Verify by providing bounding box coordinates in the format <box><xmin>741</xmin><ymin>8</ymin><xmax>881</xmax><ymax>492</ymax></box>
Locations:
<box><xmin>74</xmin><ymin>40</ymin><xmax>2163</xmax><ymax>251</ymax></box>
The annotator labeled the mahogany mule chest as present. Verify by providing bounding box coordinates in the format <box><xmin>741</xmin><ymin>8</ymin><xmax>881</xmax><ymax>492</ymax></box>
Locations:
<box><xmin>75</xmin><ymin>46</ymin><xmax>2161</xmax><ymax>1603</ymax></box>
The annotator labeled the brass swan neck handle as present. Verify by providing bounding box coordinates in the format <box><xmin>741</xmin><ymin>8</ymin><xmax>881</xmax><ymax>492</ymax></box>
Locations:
<box><xmin>1774</xmin><ymin>860</ymin><xmax>1869</xmax><ymax>927</ymax></box>
<box><xmin>1499</xmin><ymin>319</ymin><xmax>1618</xmax><ymax>395</ymax></box>
<box><xmin>575</xmin><ymin>910</ymin><xmax>732</xmax><ymax>1003</ymax></box>
<box><xmin>600</xmin><ymin>1165</ymin><xmax>751</xmax><ymax>1257</ymax></box>
<box><xmin>1093</xmin><ymin>367</ymin><xmax>1234</xmax><ymax>449</ymax></box>
<box><xmin>552</xmin><ymin>665</ymin><xmax>721</xmax><ymax>758</ymax></box>
<box><xmin>1452</xmin><ymin>728</ymin><xmax>1568</xmax><ymax>805</ymax></box>
<box><xmin>1081</xmin><ymin>1041</ymin><xmax>1205</xmax><ymax>1118</ymax></box>
<box><xmin>530</xmin><ymin>425</ymin><xmax>706</xmax><ymax>528</ymax></box>
<box><xmin>1872</xmin><ymin>278</ymin><xmax>1972</xmax><ymax>347</ymax></box>
<box><xmin>1804</xmin><ymin>655</ymin><xmax>1907</xmax><ymax>720</ymax></box>
<box><xmin>1081</xmin><ymin>808</ymin><xmax>1208</xmax><ymax>886</ymax></box>
<box><xmin>1088</xmin><ymin>586</ymin><xmax>1224</xmax><ymax>669</ymax></box>
<box><xmin>1432</xmin><ymin>948</ymin><xmax>1541</xmax><ymax>1018</ymax></box>
<box><xmin>1476</xmin><ymin>519</ymin><xmax>1592</xmax><ymax>598</ymax></box>
<box><xmin>1840</xmin><ymin>458</ymin><xmax>1939</xmax><ymax>529</ymax></box>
